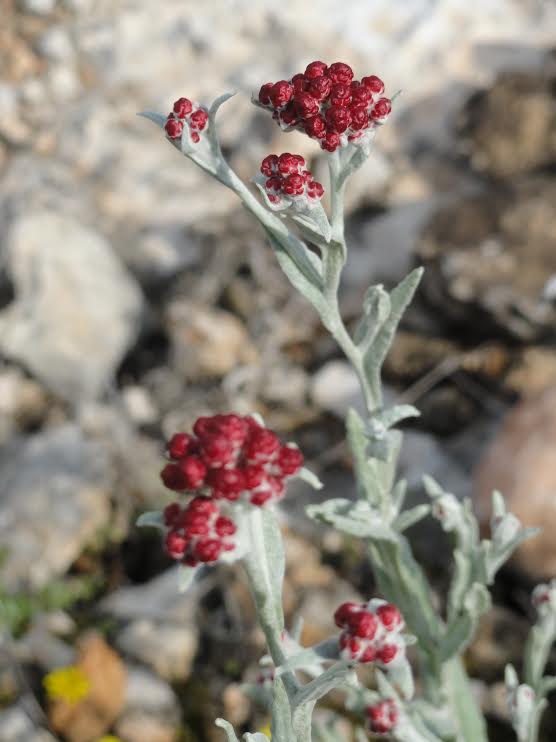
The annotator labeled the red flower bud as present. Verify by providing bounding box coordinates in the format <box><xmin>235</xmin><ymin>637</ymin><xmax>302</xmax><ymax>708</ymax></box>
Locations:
<box><xmin>173</xmin><ymin>97</ymin><xmax>193</xmax><ymax>117</ymax></box>
<box><xmin>361</xmin><ymin>75</ymin><xmax>385</xmax><ymax>95</ymax></box>
<box><xmin>328</xmin><ymin>62</ymin><xmax>354</xmax><ymax>84</ymax></box>
<box><xmin>164</xmin><ymin>117</ymin><xmax>184</xmax><ymax>139</ymax></box>
<box><xmin>283</xmin><ymin>173</ymin><xmax>305</xmax><ymax>196</ymax></box>
<box><xmin>167</xmin><ymin>432</ymin><xmax>195</xmax><ymax>460</ymax></box>
<box><xmin>190</xmin><ymin>108</ymin><xmax>208</xmax><ymax>131</ymax></box>
<box><xmin>304</xmin><ymin>60</ymin><xmax>328</xmax><ymax>79</ymax></box>
<box><xmin>258</xmin><ymin>82</ymin><xmax>274</xmax><ymax>105</ymax></box>
<box><xmin>270</xmin><ymin>80</ymin><xmax>294</xmax><ymax>108</ymax></box>
<box><xmin>177</xmin><ymin>455</ymin><xmax>207</xmax><ymax>489</ymax></box>
<box><xmin>307</xmin><ymin>76</ymin><xmax>332</xmax><ymax>102</ymax></box>
<box><xmin>326</xmin><ymin>105</ymin><xmax>352</xmax><ymax>133</ymax></box>
<box><xmin>371</xmin><ymin>97</ymin><xmax>392</xmax><ymax>120</ymax></box>
<box><xmin>261</xmin><ymin>154</ymin><xmax>279</xmax><ymax>176</ymax></box>
<box><xmin>304</xmin><ymin>115</ymin><xmax>327</xmax><ymax>139</ymax></box>
<box><xmin>294</xmin><ymin>92</ymin><xmax>319</xmax><ymax>118</ymax></box>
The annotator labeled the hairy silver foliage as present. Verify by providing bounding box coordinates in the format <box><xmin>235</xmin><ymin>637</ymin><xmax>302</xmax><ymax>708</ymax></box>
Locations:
<box><xmin>140</xmin><ymin>90</ymin><xmax>555</xmax><ymax>742</ymax></box>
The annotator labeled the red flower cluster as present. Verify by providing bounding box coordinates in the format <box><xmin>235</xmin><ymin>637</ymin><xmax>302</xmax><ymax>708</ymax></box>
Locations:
<box><xmin>163</xmin><ymin>497</ymin><xmax>236</xmax><ymax>567</ymax></box>
<box><xmin>365</xmin><ymin>699</ymin><xmax>399</xmax><ymax>736</ymax></box>
<box><xmin>257</xmin><ymin>61</ymin><xmax>391</xmax><ymax>152</ymax></box>
<box><xmin>159</xmin><ymin>414</ymin><xmax>304</xmax><ymax>565</ymax></box>
<box><xmin>161</xmin><ymin>413</ymin><xmax>303</xmax><ymax>506</ymax></box>
<box><xmin>164</xmin><ymin>97</ymin><xmax>209</xmax><ymax>144</ymax></box>
<box><xmin>260</xmin><ymin>153</ymin><xmax>324</xmax><ymax>206</ymax></box>
<box><xmin>334</xmin><ymin>600</ymin><xmax>405</xmax><ymax>666</ymax></box>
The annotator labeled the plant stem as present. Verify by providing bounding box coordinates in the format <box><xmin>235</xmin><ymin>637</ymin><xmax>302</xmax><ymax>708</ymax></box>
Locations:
<box><xmin>241</xmin><ymin>508</ymin><xmax>299</xmax><ymax>698</ymax></box>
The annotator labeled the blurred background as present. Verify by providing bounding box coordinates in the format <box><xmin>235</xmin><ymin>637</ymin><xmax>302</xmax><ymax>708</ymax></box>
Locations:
<box><xmin>1</xmin><ymin>0</ymin><xmax>556</xmax><ymax>740</ymax></box>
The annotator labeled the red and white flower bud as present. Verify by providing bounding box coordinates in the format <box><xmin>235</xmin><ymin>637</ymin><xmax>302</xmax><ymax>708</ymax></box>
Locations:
<box><xmin>335</xmin><ymin>599</ymin><xmax>406</xmax><ymax>667</ymax></box>
<box><xmin>255</xmin><ymin>152</ymin><xmax>324</xmax><ymax>211</ymax></box>
<box><xmin>163</xmin><ymin>496</ymin><xmax>237</xmax><ymax>566</ymax></box>
<box><xmin>164</xmin><ymin>96</ymin><xmax>209</xmax><ymax>145</ymax></box>
<box><xmin>254</xmin><ymin>61</ymin><xmax>391</xmax><ymax>152</ymax></box>
<box><xmin>160</xmin><ymin>413</ymin><xmax>304</xmax><ymax>509</ymax></box>
<box><xmin>365</xmin><ymin>699</ymin><xmax>400</xmax><ymax>736</ymax></box>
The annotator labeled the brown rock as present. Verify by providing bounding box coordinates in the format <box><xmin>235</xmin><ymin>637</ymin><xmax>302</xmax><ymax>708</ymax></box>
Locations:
<box><xmin>461</xmin><ymin>72</ymin><xmax>556</xmax><ymax>180</ymax></box>
<box><xmin>49</xmin><ymin>634</ymin><xmax>127</xmax><ymax>742</ymax></box>
<box><xmin>417</xmin><ymin>178</ymin><xmax>556</xmax><ymax>342</ymax></box>
<box><xmin>165</xmin><ymin>300</ymin><xmax>258</xmax><ymax>380</ymax></box>
<box><xmin>474</xmin><ymin>387</ymin><xmax>556</xmax><ymax>580</ymax></box>
<box><xmin>115</xmin><ymin>711</ymin><xmax>177</xmax><ymax>742</ymax></box>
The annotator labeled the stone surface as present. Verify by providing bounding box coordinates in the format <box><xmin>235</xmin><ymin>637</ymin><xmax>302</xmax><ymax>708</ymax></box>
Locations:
<box><xmin>417</xmin><ymin>179</ymin><xmax>556</xmax><ymax>342</ymax></box>
<box><xmin>461</xmin><ymin>71</ymin><xmax>556</xmax><ymax>179</ymax></box>
<box><xmin>48</xmin><ymin>633</ymin><xmax>127</xmax><ymax>742</ymax></box>
<box><xmin>0</xmin><ymin>424</ymin><xmax>113</xmax><ymax>590</ymax></box>
<box><xmin>474</xmin><ymin>386</ymin><xmax>556</xmax><ymax>580</ymax></box>
<box><xmin>115</xmin><ymin>666</ymin><xmax>180</xmax><ymax>742</ymax></box>
<box><xmin>0</xmin><ymin>700</ymin><xmax>56</xmax><ymax>742</ymax></box>
<box><xmin>0</xmin><ymin>367</ymin><xmax>50</xmax><ymax>445</ymax></box>
<box><xmin>165</xmin><ymin>300</ymin><xmax>258</xmax><ymax>381</ymax></box>
<box><xmin>0</xmin><ymin>212</ymin><xmax>144</xmax><ymax>402</ymax></box>
<box><xmin>101</xmin><ymin>568</ymin><xmax>200</xmax><ymax>681</ymax></box>
<box><xmin>100</xmin><ymin>566</ymin><xmax>201</xmax><ymax>624</ymax></box>
<box><xmin>115</xmin><ymin>712</ymin><xmax>178</xmax><ymax>742</ymax></box>
<box><xmin>115</xmin><ymin>619</ymin><xmax>198</xmax><ymax>682</ymax></box>
<box><xmin>310</xmin><ymin>360</ymin><xmax>366</xmax><ymax>418</ymax></box>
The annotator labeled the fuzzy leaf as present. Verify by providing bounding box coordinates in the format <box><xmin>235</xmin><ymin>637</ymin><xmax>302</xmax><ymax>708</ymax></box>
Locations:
<box><xmin>275</xmin><ymin>638</ymin><xmax>339</xmax><ymax>677</ymax></box>
<box><xmin>386</xmin><ymin>656</ymin><xmax>415</xmax><ymax>700</ymax></box>
<box><xmin>440</xmin><ymin>583</ymin><xmax>491</xmax><ymax>661</ymax></box>
<box><xmin>346</xmin><ymin>408</ymin><xmax>401</xmax><ymax>506</ymax></box>
<box><xmin>291</xmin><ymin>203</ymin><xmax>332</xmax><ymax>242</ymax></box>
<box><xmin>292</xmin><ymin>662</ymin><xmax>355</xmax><ymax>710</ymax></box>
<box><xmin>306</xmin><ymin>498</ymin><xmax>397</xmax><ymax>541</ymax></box>
<box><xmin>270</xmin><ymin>676</ymin><xmax>295</xmax><ymax>742</ymax></box>
<box><xmin>263</xmin><ymin>228</ymin><xmax>326</xmax><ymax>318</ymax></box>
<box><xmin>363</xmin><ymin>268</ymin><xmax>424</xmax><ymax>400</ymax></box>
<box><xmin>136</xmin><ymin>510</ymin><xmax>165</xmax><ymax>530</ymax></box>
<box><xmin>353</xmin><ymin>285</ymin><xmax>391</xmax><ymax>350</ymax></box>
<box><xmin>444</xmin><ymin>657</ymin><xmax>489</xmax><ymax>742</ymax></box>
<box><xmin>297</xmin><ymin>466</ymin><xmax>323</xmax><ymax>489</ymax></box>
<box><xmin>394</xmin><ymin>504</ymin><xmax>431</xmax><ymax>533</ymax></box>
<box><xmin>137</xmin><ymin>111</ymin><xmax>168</xmax><ymax>128</ymax></box>
<box><xmin>215</xmin><ymin>719</ymin><xmax>240</xmax><ymax>742</ymax></box>
<box><xmin>243</xmin><ymin>507</ymin><xmax>285</xmax><ymax>635</ymax></box>
<box><xmin>177</xmin><ymin>564</ymin><xmax>198</xmax><ymax>593</ymax></box>
<box><xmin>366</xmin><ymin>404</ymin><xmax>421</xmax><ymax>434</ymax></box>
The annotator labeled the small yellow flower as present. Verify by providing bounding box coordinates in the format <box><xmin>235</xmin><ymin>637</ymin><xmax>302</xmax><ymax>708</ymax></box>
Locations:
<box><xmin>96</xmin><ymin>737</ymin><xmax>123</xmax><ymax>742</ymax></box>
<box><xmin>43</xmin><ymin>666</ymin><xmax>91</xmax><ymax>703</ymax></box>
<box><xmin>259</xmin><ymin>722</ymin><xmax>272</xmax><ymax>738</ymax></box>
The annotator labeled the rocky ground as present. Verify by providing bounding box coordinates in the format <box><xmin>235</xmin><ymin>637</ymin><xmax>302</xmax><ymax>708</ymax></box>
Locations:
<box><xmin>1</xmin><ymin>1</ymin><xmax>556</xmax><ymax>741</ymax></box>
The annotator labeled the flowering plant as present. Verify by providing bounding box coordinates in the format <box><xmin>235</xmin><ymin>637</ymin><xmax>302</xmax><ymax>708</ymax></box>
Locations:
<box><xmin>139</xmin><ymin>61</ymin><xmax>556</xmax><ymax>742</ymax></box>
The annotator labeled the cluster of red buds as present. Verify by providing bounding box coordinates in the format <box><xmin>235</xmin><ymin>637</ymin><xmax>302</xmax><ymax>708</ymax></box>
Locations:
<box><xmin>365</xmin><ymin>699</ymin><xmax>400</xmax><ymax>736</ymax></box>
<box><xmin>532</xmin><ymin>580</ymin><xmax>556</xmax><ymax>612</ymax></box>
<box><xmin>256</xmin><ymin>61</ymin><xmax>391</xmax><ymax>152</ymax></box>
<box><xmin>259</xmin><ymin>153</ymin><xmax>324</xmax><ymax>208</ymax></box>
<box><xmin>163</xmin><ymin>497</ymin><xmax>236</xmax><ymax>567</ymax></box>
<box><xmin>159</xmin><ymin>414</ymin><xmax>304</xmax><ymax>564</ymax></box>
<box><xmin>334</xmin><ymin>599</ymin><xmax>405</xmax><ymax>666</ymax></box>
<box><xmin>164</xmin><ymin>97</ymin><xmax>209</xmax><ymax>144</ymax></box>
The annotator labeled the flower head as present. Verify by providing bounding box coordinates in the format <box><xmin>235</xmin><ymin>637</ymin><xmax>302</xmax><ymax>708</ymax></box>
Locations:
<box><xmin>159</xmin><ymin>414</ymin><xmax>304</xmax><ymax>565</ymax></box>
<box><xmin>365</xmin><ymin>698</ymin><xmax>400</xmax><ymax>736</ymax></box>
<box><xmin>164</xmin><ymin>496</ymin><xmax>237</xmax><ymax>566</ymax></box>
<box><xmin>164</xmin><ymin>96</ymin><xmax>209</xmax><ymax>145</ymax></box>
<box><xmin>162</xmin><ymin>414</ymin><xmax>303</xmax><ymax>506</ymax></box>
<box><xmin>335</xmin><ymin>599</ymin><xmax>405</xmax><ymax>666</ymax></box>
<box><xmin>256</xmin><ymin>153</ymin><xmax>324</xmax><ymax>210</ymax></box>
<box><xmin>43</xmin><ymin>666</ymin><xmax>91</xmax><ymax>703</ymax></box>
<box><xmin>255</xmin><ymin>61</ymin><xmax>391</xmax><ymax>152</ymax></box>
